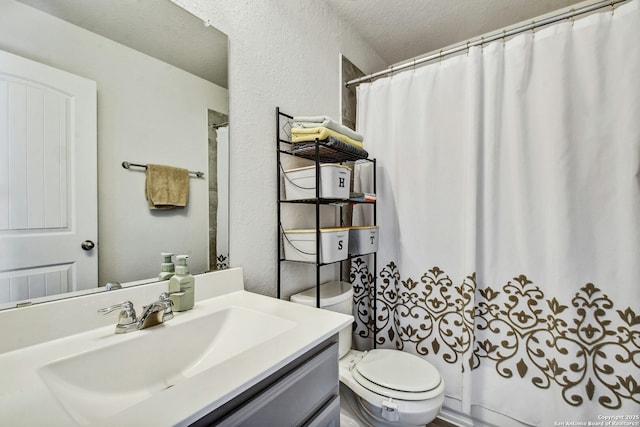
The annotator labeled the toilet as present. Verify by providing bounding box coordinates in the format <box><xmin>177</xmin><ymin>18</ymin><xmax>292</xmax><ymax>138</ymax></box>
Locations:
<box><xmin>291</xmin><ymin>281</ymin><xmax>445</xmax><ymax>426</ymax></box>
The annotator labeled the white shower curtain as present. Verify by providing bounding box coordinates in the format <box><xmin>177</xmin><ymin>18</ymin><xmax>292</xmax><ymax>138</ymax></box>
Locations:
<box><xmin>354</xmin><ymin>1</ymin><xmax>640</xmax><ymax>425</ymax></box>
<box><xmin>216</xmin><ymin>126</ymin><xmax>229</xmax><ymax>269</ymax></box>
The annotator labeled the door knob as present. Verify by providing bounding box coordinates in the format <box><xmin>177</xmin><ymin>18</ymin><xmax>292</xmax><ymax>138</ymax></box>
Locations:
<box><xmin>81</xmin><ymin>240</ymin><xmax>95</xmax><ymax>250</ymax></box>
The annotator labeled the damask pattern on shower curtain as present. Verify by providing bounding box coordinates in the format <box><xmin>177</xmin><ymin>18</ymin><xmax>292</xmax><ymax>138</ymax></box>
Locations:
<box><xmin>216</xmin><ymin>253</ymin><xmax>229</xmax><ymax>270</ymax></box>
<box><xmin>350</xmin><ymin>258</ymin><xmax>640</xmax><ymax>409</ymax></box>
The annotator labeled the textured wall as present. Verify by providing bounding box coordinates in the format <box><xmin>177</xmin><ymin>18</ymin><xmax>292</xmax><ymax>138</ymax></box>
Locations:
<box><xmin>171</xmin><ymin>0</ymin><xmax>386</xmax><ymax>296</ymax></box>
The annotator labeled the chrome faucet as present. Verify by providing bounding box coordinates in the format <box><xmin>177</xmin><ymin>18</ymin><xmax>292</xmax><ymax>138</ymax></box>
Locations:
<box><xmin>98</xmin><ymin>293</ymin><xmax>175</xmax><ymax>334</ymax></box>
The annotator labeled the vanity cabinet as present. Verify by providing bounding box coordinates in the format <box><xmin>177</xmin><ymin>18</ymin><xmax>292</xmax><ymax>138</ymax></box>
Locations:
<box><xmin>190</xmin><ymin>336</ymin><xmax>340</xmax><ymax>426</ymax></box>
<box><xmin>275</xmin><ymin>108</ymin><xmax>378</xmax><ymax>307</ymax></box>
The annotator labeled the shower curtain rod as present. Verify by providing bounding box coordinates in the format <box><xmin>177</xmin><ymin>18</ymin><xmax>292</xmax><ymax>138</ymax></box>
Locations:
<box><xmin>210</xmin><ymin>121</ymin><xmax>229</xmax><ymax>129</ymax></box>
<box><xmin>345</xmin><ymin>0</ymin><xmax>629</xmax><ymax>88</ymax></box>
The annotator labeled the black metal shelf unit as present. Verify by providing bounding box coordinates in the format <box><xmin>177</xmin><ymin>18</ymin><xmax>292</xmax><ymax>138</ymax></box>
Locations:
<box><xmin>276</xmin><ymin>106</ymin><xmax>378</xmax><ymax>336</ymax></box>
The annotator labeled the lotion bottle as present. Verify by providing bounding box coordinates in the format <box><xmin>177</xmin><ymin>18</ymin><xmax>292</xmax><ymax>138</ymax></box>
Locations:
<box><xmin>168</xmin><ymin>255</ymin><xmax>194</xmax><ymax>311</ymax></box>
<box><xmin>158</xmin><ymin>252</ymin><xmax>175</xmax><ymax>281</ymax></box>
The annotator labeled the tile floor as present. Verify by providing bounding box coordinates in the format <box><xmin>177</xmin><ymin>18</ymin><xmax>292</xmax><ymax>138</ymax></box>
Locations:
<box><xmin>427</xmin><ymin>417</ymin><xmax>457</xmax><ymax>427</ymax></box>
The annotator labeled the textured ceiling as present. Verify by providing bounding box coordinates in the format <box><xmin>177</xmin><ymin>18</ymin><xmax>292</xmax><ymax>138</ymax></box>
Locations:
<box><xmin>16</xmin><ymin>0</ymin><xmax>593</xmax><ymax>84</ymax></box>
<box><xmin>325</xmin><ymin>0</ymin><xmax>588</xmax><ymax>65</ymax></box>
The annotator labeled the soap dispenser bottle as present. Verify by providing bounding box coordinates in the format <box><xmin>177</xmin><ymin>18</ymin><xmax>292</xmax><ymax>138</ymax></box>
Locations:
<box><xmin>158</xmin><ymin>252</ymin><xmax>175</xmax><ymax>281</ymax></box>
<box><xmin>168</xmin><ymin>255</ymin><xmax>194</xmax><ymax>311</ymax></box>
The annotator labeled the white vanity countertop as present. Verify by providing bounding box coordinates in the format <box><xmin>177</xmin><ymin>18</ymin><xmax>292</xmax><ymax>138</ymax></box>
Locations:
<box><xmin>0</xmin><ymin>277</ymin><xmax>352</xmax><ymax>426</ymax></box>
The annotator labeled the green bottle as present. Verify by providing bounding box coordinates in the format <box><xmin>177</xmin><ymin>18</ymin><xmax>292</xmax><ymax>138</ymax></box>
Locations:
<box><xmin>158</xmin><ymin>253</ymin><xmax>175</xmax><ymax>281</ymax></box>
<box><xmin>168</xmin><ymin>255</ymin><xmax>195</xmax><ymax>311</ymax></box>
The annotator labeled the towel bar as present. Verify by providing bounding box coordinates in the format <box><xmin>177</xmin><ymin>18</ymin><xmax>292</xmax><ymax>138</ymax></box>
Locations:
<box><xmin>122</xmin><ymin>161</ymin><xmax>205</xmax><ymax>178</ymax></box>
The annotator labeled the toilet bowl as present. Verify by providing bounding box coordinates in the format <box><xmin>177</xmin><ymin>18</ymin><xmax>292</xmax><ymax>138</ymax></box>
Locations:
<box><xmin>290</xmin><ymin>281</ymin><xmax>445</xmax><ymax>426</ymax></box>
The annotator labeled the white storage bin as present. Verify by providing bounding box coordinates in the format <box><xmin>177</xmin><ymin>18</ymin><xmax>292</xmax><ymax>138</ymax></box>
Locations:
<box><xmin>349</xmin><ymin>226</ymin><xmax>379</xmax><ymax>255</ymax></box>
<box><xmin>283</xmin><ymin>227</ymin><xmax>349</xmax><ymax>263</ymax></box>
<box><xmin>283</xmin><ymin>164</ymin><xmax>351</xmax><ymax>200</ymax></box>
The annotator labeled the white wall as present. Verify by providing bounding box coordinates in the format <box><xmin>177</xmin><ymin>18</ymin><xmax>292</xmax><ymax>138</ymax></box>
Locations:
<box><xmin>0</xmin><ymin>0</ymin><xmax>228</xmax><ymax>285</ymax></box>
<box><xmin>170</xmin><ymin>0</ymin><xmax>386</xmax><ymax>297</ymax></box>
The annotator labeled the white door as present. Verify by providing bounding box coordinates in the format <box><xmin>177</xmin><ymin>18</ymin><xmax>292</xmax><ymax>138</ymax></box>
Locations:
<box><xmin>0</xmin><ymin>49</ymin><xmax>97</xmax><ymax>304</ymax></box>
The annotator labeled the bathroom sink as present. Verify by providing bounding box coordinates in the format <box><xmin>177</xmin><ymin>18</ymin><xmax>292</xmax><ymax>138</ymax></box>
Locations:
<box><xmin>37</xmin><ymin>306</ymin><xmax>296</xmax><ymax>426</ymax></box>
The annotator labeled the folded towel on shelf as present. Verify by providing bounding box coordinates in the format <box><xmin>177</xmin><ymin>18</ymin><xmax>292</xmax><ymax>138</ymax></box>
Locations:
<box><xmin>291</xmin><ymin>126</ymin><xmax>364</xmax><ymax>149</ymax></box>
<box><xmin>292</xmin><ymin>115</ymin><xmax>364</xmax><ymax>142</ymax></box>
<box><xmin>145</xmin><ymin>164</ymin><xmax>189</xmax><ymax>209</ymax></box>
<box><xmin>291</xmin><ymin>136</ymin><xmax>369</xmax><ymax>161</ymax></box>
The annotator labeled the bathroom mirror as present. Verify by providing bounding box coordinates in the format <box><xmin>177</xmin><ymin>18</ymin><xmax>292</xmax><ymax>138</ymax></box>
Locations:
<box><xmin>0</xmin><ymin>0</ymin><xmax>229</xmax><ymax>309</ymax></box>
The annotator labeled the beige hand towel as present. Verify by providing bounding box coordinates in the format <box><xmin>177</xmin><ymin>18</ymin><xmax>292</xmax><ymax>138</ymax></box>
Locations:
<box><xmin>145</xmin><ymin>164</ymin><xmax>189</xmax><ymax>209</ymax></box>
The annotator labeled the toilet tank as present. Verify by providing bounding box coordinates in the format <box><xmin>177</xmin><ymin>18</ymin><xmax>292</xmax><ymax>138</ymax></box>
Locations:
<box><xmin>290</xmin><ymin>281</ymin><xmax>353</xmax><ymax>358</ymax></box>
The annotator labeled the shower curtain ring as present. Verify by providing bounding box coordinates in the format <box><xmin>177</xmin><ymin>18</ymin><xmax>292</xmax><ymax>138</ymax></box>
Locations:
<box><xmin>610</xmin><ymin>1</ymin><xmax>615</xmax><ymax>15</ymax></box>
<box><xmin>531</xmin><ymin>20</ymin><xmax>536</xmax><ymax>35</ymax></box>
<box><xmin>502</xmin><ymin>30</ymin><xmax>507</xmax><ymax>46</ymax></box>
<box><xmin>466</xmin><ymin>41</ymin><xmax>470</xmax><ymax>55</ymax></box>
<box><xmin>569</xmin><ymin>8</ymin><xmax>575</xmax><ymax>26</ymax></box>
<box><xmin>439</xmin><ymin>49</ymin><xmax>443</xmax><ymax>62</ymax></box>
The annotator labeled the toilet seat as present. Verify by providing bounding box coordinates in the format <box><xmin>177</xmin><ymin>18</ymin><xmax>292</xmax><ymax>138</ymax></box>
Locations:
<box><xmin>339</xmin><ymin>349</ymin><xmax>445</xmax><ymax>426</ymax></box>
<box><xmin>352</xmin><ymin>349</ymin><xmax>441</xmax><ymax>401</ymax></box>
